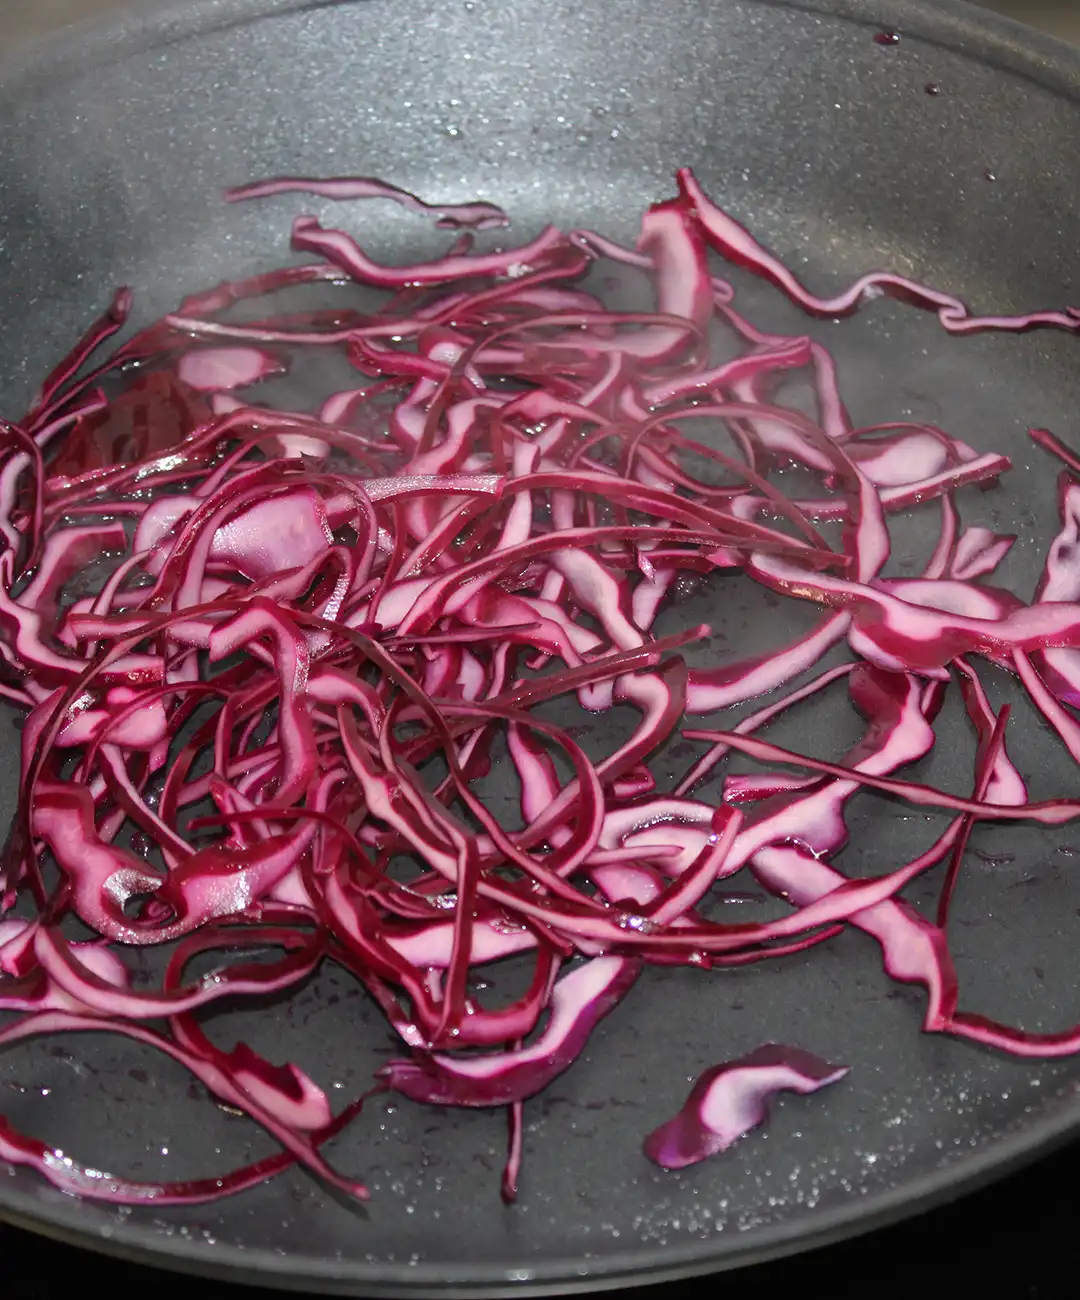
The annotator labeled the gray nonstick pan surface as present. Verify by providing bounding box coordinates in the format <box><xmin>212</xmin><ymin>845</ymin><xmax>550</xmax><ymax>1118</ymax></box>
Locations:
<box><xmin>3</xmin><ymin>0</ymin><xmax>1080</xmax><ymax>1293</ymax></box>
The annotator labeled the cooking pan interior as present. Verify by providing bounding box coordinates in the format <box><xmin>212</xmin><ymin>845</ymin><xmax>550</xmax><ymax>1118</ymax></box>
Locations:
<box><xmin>3</xmin><ymin>0</ymin><xmax>1080</xmax><ymax>1294</ymax></box>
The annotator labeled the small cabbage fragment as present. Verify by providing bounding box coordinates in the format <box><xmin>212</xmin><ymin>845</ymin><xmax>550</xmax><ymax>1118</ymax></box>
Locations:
<box><xmin>643</xmin><ymin>1045</ymin><xmax>848</xmax><ymax>1170</ymax></box>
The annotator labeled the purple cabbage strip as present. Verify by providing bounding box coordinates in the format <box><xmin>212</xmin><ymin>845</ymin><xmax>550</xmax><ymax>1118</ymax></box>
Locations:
<box><xmin>380</xmin><ymin>957</ymin><xmax>641</xmax><ymax>1107</ymax></box>
<box><xmin>226</xmin><ymin>175</ymin><xmax>510</xmax><ymax>230</ymax></box>
<box><xmin>643</xmin><ymin>1045</ymin><xmax>848</xmax><ymax>1170</ymax></box>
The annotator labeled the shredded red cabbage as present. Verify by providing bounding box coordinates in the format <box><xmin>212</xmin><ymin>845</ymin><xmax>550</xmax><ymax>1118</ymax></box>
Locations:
<box><xmin>1</xmin><ymin>167</ymin><xmax>1079</xmax><ymax>1203</ymax></box>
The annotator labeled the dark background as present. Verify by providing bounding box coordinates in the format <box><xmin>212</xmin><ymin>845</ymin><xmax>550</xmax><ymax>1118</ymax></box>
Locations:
<box><xmin>1</xmin><ymin>1</ymin><xmax>1077</xmax><ymax>1295</ymax></box>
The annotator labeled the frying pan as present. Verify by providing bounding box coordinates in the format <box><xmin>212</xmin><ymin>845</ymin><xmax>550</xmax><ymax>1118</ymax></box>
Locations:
<box><xmin>2</xmin><ymin>0</ymin><xmax>1080</xmax><ymax>1293</ymax></box>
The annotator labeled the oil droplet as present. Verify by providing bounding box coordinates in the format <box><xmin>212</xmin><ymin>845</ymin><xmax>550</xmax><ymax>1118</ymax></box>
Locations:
<box><xmin>873</xmin><ymin>30</ymin><xmax>900</xmax><ymax>46</ymax></box>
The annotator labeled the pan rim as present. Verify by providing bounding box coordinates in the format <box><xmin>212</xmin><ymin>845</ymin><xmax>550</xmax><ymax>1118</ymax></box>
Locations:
<box><xmin>2</xmin><ymin>0</ymin><xmax>1080</xmax><ymax>1292</ymax></box>
<box><xmin>3</xmin><ymin>0</ymin><xmax>1080</xmax><ymax>102</ymax></box>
